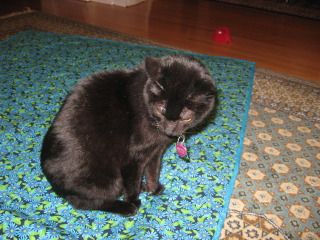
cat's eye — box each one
[154,101,166,116]
[186,92,215,105]
[159,105,166,114]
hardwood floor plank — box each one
[23,0,320,84]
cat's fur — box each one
[40,55,217,216]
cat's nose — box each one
[164,121,183,137]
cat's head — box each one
[143,55,217,137]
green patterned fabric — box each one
[0,30,254,239]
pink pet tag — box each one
[176,135,188,158]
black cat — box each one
[40,55,217,216]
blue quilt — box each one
[0,30,255,239]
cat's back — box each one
[58,69,146,139]
[75,70,135,108]
[41,69,146,187]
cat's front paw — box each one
[142,183,165,195]
[125,196,141,209]
[130,199,141,208]
[121,203,138,217]
[152,184,165,195]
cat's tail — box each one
[66,195,138,216]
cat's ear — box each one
[145,57,161,78]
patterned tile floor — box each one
[221,104,320,240]
[1,11,320,240]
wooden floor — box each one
[9,0,320,85]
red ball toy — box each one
[212,27,232,44]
